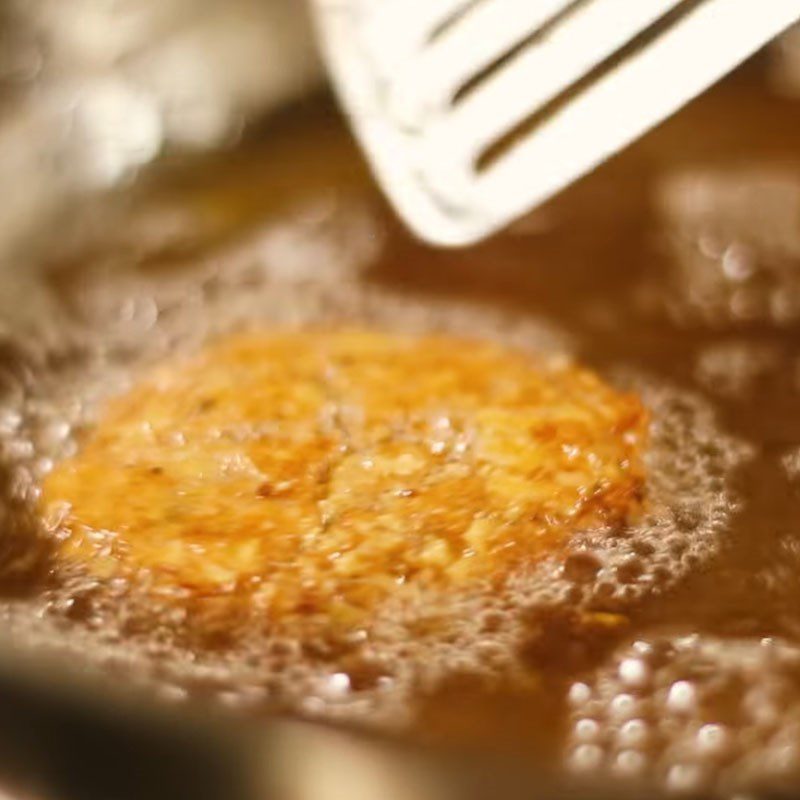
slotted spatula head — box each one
[313,0,800,246]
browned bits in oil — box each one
[40,330,647,627]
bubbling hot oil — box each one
[0,269,750,743]
[566,633,800,794]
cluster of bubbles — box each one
[694,340,785,400]
[565,633,800,796]
[0,229,751,729]
[654,167,800,327]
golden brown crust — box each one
[41,330,647,625]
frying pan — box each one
[1,57,800,800]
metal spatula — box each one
[313,0,800,246]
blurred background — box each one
[0,2,797,262]
[0,1,798,264]
[1,5,800,800]
[0,0,324,261]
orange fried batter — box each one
[41,331,647,623]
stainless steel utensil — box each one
[314,0,800,246]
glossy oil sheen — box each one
[1,62,800,796]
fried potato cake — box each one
[41,330,647,626]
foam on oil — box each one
[0,259,750,731]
